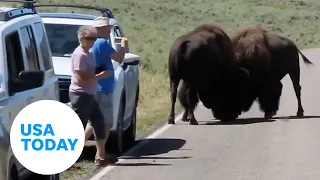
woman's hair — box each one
[77,25,97,42]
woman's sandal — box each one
[94,157,110,167]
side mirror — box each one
[121,53,140,70]
[8,70,45,95]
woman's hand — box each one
[96,70,112,79]
[75,71,97,84]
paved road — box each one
[97,48,320,180]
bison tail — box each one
[173,40,189,77]
[177,40,189,62]
[168,39,189,79]
[298,49,313,65]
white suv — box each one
[0,1,59,180]
[35,4,140,154]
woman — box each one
[69,25,111,166]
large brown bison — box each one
[167,24,250,125]
[229,25,313,118]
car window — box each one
[20,26,40,70]
[33,22,53,70]
[114,25,124,37]
[44,23,81,57]
[5,31,25,96]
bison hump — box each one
[234,33,271,66]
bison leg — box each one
[242,87,257,112]
[289,69,304,117]
[178,81,199,125]
[177,81,189,122]
[259,81,283,119]
[187,86,199,125]
[167,78,180,124]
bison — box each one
[229,25,313,118]
[167,24,250,125]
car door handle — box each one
[27,97,36,104]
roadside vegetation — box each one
[2,0,320,179]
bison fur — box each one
[167,24,250,125]
[229,25,313,118]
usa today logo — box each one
[10,100,85,175]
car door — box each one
[0,27,32,179]
[15,24,46,176]
[113,25,140,127]
[19,25,45,104]
[1,29,31,134]
[32,22,59,102]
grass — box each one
[2,0,320,179]
[136,69,173,133]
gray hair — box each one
[77,25,97,41]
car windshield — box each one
[44,23,81,57]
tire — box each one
[124,88,138,148]
[113,95,125,155]
[10,167,19,180]
[27,173,59,180]
[124,104,137,148]
[41,174,60,180]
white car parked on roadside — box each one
[35,4,140,154]
[0,1,59,179]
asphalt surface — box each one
[98,48,320,180]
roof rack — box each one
[33,4,114,18]
[0,0,37,21]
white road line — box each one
[89,112,184,180]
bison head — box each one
[210,67,251,121]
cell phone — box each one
[95,64,107,74]
[114,41,129,53]
[114,37,123,43]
